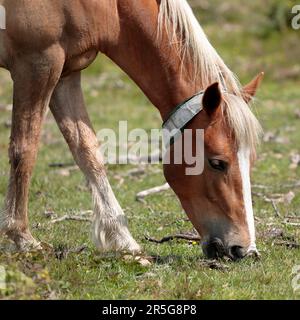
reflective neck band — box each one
[162,91,205,147]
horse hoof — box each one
[17,238,43,252]
[4,230,42,252]
[94,234,142,255]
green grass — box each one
[0,2,300,300]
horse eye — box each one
[208,159,228,172]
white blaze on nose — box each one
[237,147,257,253]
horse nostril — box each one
[229,246,245,260]
[202,238,226,259]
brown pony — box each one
[0,0,263,260]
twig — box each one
[136,183,170,200]
[49,162,76,168]
[282,221,300,227]
[68,244,88,254]
[286,216,300,220]
[253,181,300,191]
[281,181,300,189]
[252,184,270,190]
[252,191,295,205]
[271,200,281,217]
[273,240,300,249]
[118,151,162,164]
[51,214,92,224]
[55,244,88,260]
[126,168,146,177]
[145,233,201,244]
[252,191,272,202]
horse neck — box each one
[101,0,199,121]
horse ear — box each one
[202,82,222,116]
[243,72,264,103]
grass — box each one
[0,2,300,300]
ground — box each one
[0,1,299,299]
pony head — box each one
[163,73,263,260]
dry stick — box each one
[68,244,88,254]
[255,193,299,220]
[136,183,170,200]
[253,181,300,191]
[145,233,201,244]
[117,151,162,165]
[49,162,76,168]
[286,216,300,220]
[125,168,146,177]
[55,244,88,260]
[122,166,162,178]
[273,240,300,249]
[51,215,92,224]
[252,191,273,203]
[252,191,294,205]
[252,184,270,190]
[283,221,300,227]
[281,181,300,189]
[271,200,281,217]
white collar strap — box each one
[162,91,204,147]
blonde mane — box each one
[158,0,262,150]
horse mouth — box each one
[202,238,226,259]
[202,238,257,261]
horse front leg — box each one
[0,49,64,251]
[49,71,141,254]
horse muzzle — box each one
[202,237,256,261]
